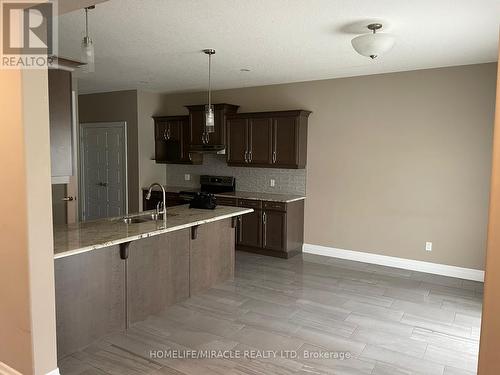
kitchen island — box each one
[53,205,252,358]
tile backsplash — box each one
[165,154,306,194]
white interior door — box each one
[80,122,127,221]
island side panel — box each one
[55,245,125,359]
[127,229,190,325]
[190,218,235,295]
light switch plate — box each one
[184,174,191,181]
[425,242,432,251]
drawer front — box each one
[238,199,262,209]
[263,201,287,212]
[216,197,238,206]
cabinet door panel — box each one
[164,120,182,162]
[237,210,262,248]
[49,69,73,177]
[227,118,248,164]
[249,118,273,165]
[273,117,298,167]
[189,110,205,146]
[263,210,286,252]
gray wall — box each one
[146,63,496,270]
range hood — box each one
[189,144,226,154]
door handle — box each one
[61,196,74,201]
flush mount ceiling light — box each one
[81,5,95,73]
[351,23,395,59]
[203,48,216,133]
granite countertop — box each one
[142,185,305,203]
[142,185,200,193]
[53,205,253,259]
[214,191,305,203]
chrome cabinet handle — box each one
[61,196,74,201]
[244,151,248,163]
[202,132,209,144]
[272,151,277,164]
[248,150,252,163]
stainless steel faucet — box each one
[146,183,166,219]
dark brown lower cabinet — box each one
[237,209,262,248]
[262,209,286,251]
[223,197,304,258]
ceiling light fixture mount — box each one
[351,22,395,59]
[203,48,216,134]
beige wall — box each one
[22,69,58,375]
[79,90,140,212]
[479,52,500,374]
[0,69,33,375]
[0,69,58,374]
[146,63,496,270]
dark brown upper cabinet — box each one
[186,103,239,151]
[49,69,73,178]
[153,115,201,164]
[226,110,311,169]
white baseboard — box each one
[47,369,60,375]
[303,243,485,282]
[0,362,22,375]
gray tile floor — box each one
[59,252,483,375]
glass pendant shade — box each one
[81,36,95,73]
[351,33,395,59]
[205,104,215,133]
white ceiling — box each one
[58,0,500,94]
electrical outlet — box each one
[270,179,276,187]
[184,174,191,181]
[425,242,432,252]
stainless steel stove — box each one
[179,175,235,200]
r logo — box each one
[1,0,56,55]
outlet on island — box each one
[270,179,276,187]
[184,174,191,181]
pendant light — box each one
[351,23,395,59]
[203,49,216,133]
[81,6,95,73]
